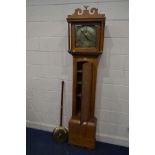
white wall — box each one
[26,0,129,147]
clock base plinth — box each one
[68,117,97,148]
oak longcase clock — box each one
[67,6,105,148]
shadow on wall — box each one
[95,25,120,130]
[95,25,129,139]
[96,24,113,99]
[98,25,113,77]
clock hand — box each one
[85,34,92,42]
[80,29,92,41]
[85,26,93,41]
[80,29,87,39]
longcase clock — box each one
[66,6,105,148]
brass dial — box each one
[75,25,97,48]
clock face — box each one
[75,24,97,48]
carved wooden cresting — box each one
[68,6,104,19]
[67,6,105,148]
